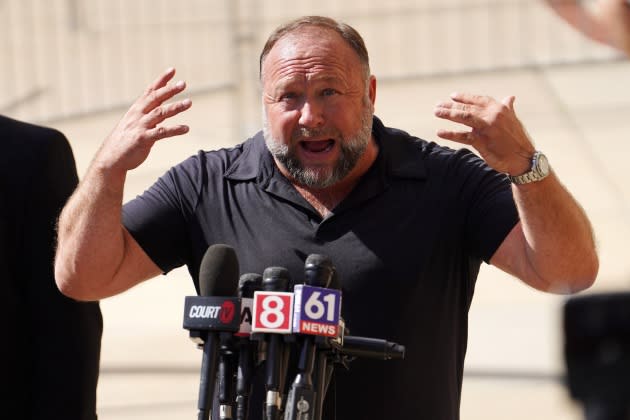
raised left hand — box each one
[434,93,535,176]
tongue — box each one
[303,140,333,153]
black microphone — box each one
[285,254,335,420]
[260,267,292,420]
[186,244,240,420]
[235,273,262,420]
[336,336,405,360]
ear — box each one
[368,75,377,106]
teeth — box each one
[302,139,333,153]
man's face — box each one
[261,27,376,189]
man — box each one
[55,16,598,420]
[545,0,630,57]
[1,115,102,419]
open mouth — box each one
[300,139,335,153]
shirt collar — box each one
[372,116,427,180]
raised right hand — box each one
[94,67,192,174]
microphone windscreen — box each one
[262,266,291,292]
[199,244,239,297]
[238,273,262,298]
[304,254,334,287]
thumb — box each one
[501,95,516,109]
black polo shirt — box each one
[123,116,519,420]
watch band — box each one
[507,151,550,185]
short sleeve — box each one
[452,149,519,262]
[122,154,203,273]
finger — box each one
[146,67,177,93]
[449,92,492,106]
[434,100,479,113]
[140,80,187,114]
[501,95,516,110]
[145,124,190,142]
[434,105,485,129]
[142,98,192,128]
[436,129,475,145]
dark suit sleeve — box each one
[24,127,103,420]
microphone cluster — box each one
[182,244,405,420]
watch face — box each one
[537,153,550,175]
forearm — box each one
[434,92,598,293]
[55,160,128,300]
[545,0,608,42]
[513,172,598,292]
[55,68,190,300]
[545,0,630,52]
[595,0,630,56]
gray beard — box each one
[263,104,373,189]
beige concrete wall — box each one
[3,1,630,418]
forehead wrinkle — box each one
[269,56,349,84]
[262,28,362,86]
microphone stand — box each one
[218,332,236,419]
[311,339,330,420]
[198,331,220,420]
[284,335,318,420]
[235,336,255,420]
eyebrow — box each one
[278,74,346,89]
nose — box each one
[298,98,324,128]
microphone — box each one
[182,244,240,420]
[252,267,294,420]
[285,254,339,420]
[335,336,405,360]
[235,273,262,420]
[216,273,263,420]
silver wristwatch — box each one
[508,151,550,185]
